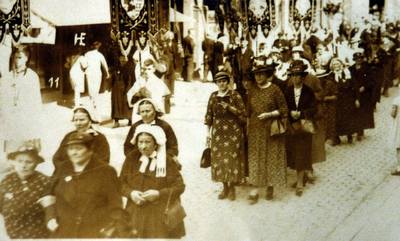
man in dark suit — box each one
[202,33,215,82]
[224,37,254,98]
[182,28,195,82]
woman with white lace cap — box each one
[120,124,185,238]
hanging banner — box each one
[0,0,31,43]
[248,0,276,38]
[289,0,317,32]
[110,0,149,57]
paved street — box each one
[1,80,400,240]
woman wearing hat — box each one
[0,140,52,238]
[247,64,288,202]
[120,124,186,238]
[52,106,110,166]
[124,98,178,160]
[205,71,246,200]
[285,61,318,196]
[46,132,123,238]
[326,58,359,145]
[349,51,375,140]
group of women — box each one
[205,37,385,202]
[0,99,185,239]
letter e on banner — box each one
[74,33,86,46]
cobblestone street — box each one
[1,81,400,240]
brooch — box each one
[65,176,72,182]
[5,193,13,199]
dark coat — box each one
[213,40,225,71]
[48,160,123,238]
[349,63,375,131]
[202,37,215,63]
[53,130,110,166]
[183,35,195,58]
[285,84,318,171]
[111,61,134,120]
[120,150,185,239]
[124,118,179,157]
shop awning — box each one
[31,0,111,26]
[170,8,196,22]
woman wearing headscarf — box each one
[0,140,52,239]
[285,61,318,197]
[46,132,123,238]
[326,58,359,145]
[52,106,110,166]
[205,71,246,200]
[247,64,288,202]
[123,98,178,159]
[120,124,185,238]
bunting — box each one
[289,0,317,32]
[0,0,31,44]
[248,0,276,38]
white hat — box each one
[131,124,167,177]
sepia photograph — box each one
[0,0,400,240]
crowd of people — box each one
[1,9,400,239]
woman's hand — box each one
[130,190,146,205]
[142,190,160,202]
[359,86,365,93]
[37,195,56,208]
[291,110,301,120]
[47,219,59,232]
[258,112,272,120]
[219,101,229,110]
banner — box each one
[0,0,31,43]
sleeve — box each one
[100,54,109,76]
[104,167,123,212]
[119,154,135,198]
[300,88,318,119]
[94,134,111,163]
[163,122,179,157]
[0,180,4,214]
[246,88,252,117]
[232,91,246,125]
[157,159,185,202]
[311,75,325,102]
[204,93,215,126]
[275,87,289,118]
[124,124,138,156]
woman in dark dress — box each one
[47,132,123,238]
[205,71,246,200]
[326,58,359,144]
[52,106,110,166]
[111,55,134,127]
[120,124,186,238]
[285,61,318,197]
[247,64,288,202]
[348,52,375,140]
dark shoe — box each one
[295,188,303,197]
[218,189,229,199]
[266,186,273,200]
[391,170,400,176]
[347,135,353,144]
[331,137,341,146]
[228,186,236,201]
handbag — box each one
[164,190,186,232]
[200,140,211,168]
[292,113,317,135]
[270,118,287,137]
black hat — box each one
[287,60,308,75]
[251,63,278,74]
[214,71,230,82]
[65,132,94,146]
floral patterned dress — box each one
[205,90,246,183]
[247,84,288,187]
[0,171,51,239]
